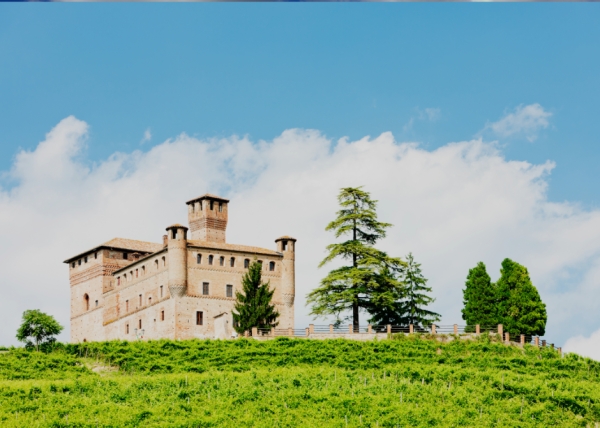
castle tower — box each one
[166,224,188,298]
[186,194,229,242]
[276,236,296,328]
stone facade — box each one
[65,194,296,343]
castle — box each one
[64,194,296,343]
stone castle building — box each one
[64,194,296,343]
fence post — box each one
[432,324,436,335]
[288,327,293,337]
[329,324,334,334]
[498,324,503,337]
[244,330,249,338]
[309,324,314,335]
[271,327,275,337]
[542,340,546,347]
[349,324,353,334]
[534,337,539,347]
[476,324,480,335]
[453,324,458,335]
[551,343,554,350]
[252,327,258,337]
[409,324,414,334]
[305,327,310,337]
[557,347,562,357]
[387,324,391,335]
[520,334,525,346]
[368,325,372,334]
[505,332,510,343]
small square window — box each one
[202,282,209,296]
[226,284,233,298]
[196,311,203,325]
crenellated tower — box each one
[186,194,229,242]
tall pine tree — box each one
[307,187,405,331]
[461,262,498,329]
[495,258,547,337]
[232,261,279,334]
[395,253,440,328]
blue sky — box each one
[2,5,600,354]
[1,5,599,205]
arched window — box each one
[155,260,159,270]
[197,254,202,264]
[219,256,224,266]
[162,256,166,267]
[117,276,121,286]
[142,266,145,275]
[269,261,275,272]
[208,255,214,265]
[230,257,235,267]
[148,296,152,305]
[244,259,250,268]
[84,294,90,311]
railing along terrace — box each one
[243,324,559,355]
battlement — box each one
[186,194,229,243]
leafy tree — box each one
[16,309,63,352]
[461,262,498,328]
[495,258,547,337]
[307,187,405,331]
[395,253,440,328]
[232,261,279,334]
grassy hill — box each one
[1,334,599,427]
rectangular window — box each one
[202,282,209,295]
[197,254,202,264]
[282,241,288,251]
[126,324,129,334]
[219,256,224,266]
[208,255,213,265]
[139,319,142,329]
[269,261,275,271]
[136,269,138,278]
[72,262,75,268]
[95,300,98,307]
[230,257,235,267]
[139,294,142,306]
[84,256,88,263]
[161,310,165,321]
[117,277,121,286]
[160,285,163,298]
[196,311,203,325]
[219,202,223,212]
[126,300,129,312]
[226,284,233,298]
[210,201,214,210]
[244,259,250,268]
[94,252,98,259]
[123,252,128,260]
[148,297,152,305]
[78,259,81,266]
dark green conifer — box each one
[396,253,440,328]
[495,258,547,337]
[461,262,498,328]
[232,261,279,334]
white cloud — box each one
[2,116,600,351]
[141,128,152,144]
[403,107,441,132]
[485,103,552,142]
[564,328,600,361]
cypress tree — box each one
[495,258,547,337]
[307,187,405,331]
[232,261,279,334]
[461,262,498,329]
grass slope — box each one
[1,335,599,427]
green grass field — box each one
[1,334,599,427]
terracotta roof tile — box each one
[63,238,163,263]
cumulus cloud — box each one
[484,103,552,142]
[564,328,600,361]
[2,116,600,350]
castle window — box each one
[161,310,165,321]
[269,261,275,272]
[172,229,177,239]
[197,254,202,264]
[208,255,214,265]
[84,256,88,263]
[126,300,129,312]
[139,294,142,306]
[148,297,152,305]
[142,266,145,275]
[244,259,250,268]
[117,277,121,286]
[199,201,203,210]
[139,319,142,329]
[219,256,224,266]
[196,311,203,325]
[95,300,98,307]
[160,285,163,297]
[130,271,134,280]
[282,241,288,251]
[202,282,209,295]
[155,260,159,270]
[72,262,75,268]
[258,260,263,266]
[94,252,98,259]
[210,200,214,210]
[124,273,127,282]
[84,294,89,311]
[78,259,81,266]
[123,252,128,260]
[126,324,129,334]
[162,256,166,267]
[218,202,223,212]
[136,269,138,278]
[230,257,235,267]
[226,284,233,298]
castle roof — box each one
[187,240,281,257]
[63,238,163,263]
[275,235,297,241]
[186,193,230,205]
